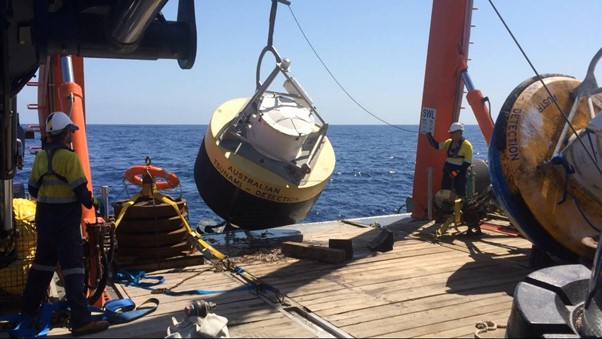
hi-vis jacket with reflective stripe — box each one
[28,147,88,204]
[438,138,473,166]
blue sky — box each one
[16,0,602,125]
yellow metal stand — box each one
[435,198,463,238]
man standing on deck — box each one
[426,122,473,198]
[21,111,109,336]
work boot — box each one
[71,320,110,336]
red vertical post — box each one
[411,0,474,219]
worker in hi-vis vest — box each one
[22,111,108,336]
[426,122,473,198]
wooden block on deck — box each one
[329,239,353,260]
[281,241,346,264]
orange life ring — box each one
[124,165,180,190]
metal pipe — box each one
[552,99,580,156]
[109,0,168,48]
[61,55,74,83]
[42,0,196,69]
[461,70,475,92]
[427,167,433,220]
[1,180,12,232]
[101,186,110,221]
[0,50,16,180]
[0,94,17,235]
[234,64,283,129]
[588,96,596,119]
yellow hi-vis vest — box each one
[439,138,473,166]
[28,146,88,204]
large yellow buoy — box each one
[490,73,602,260]
[194,93,335,230]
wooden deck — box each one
[46,216,534,338]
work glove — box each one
[426,133,439,149]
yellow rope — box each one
[113,192,142,230]
[156,193,229,261]
[157,193,267,288]
[113,187,265,289]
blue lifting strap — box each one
[90,298,160,324]
[0,297,158,337]
[163,285,255,296]
[162,265,277,295]
[1,300,69,338]
[113,269,165,290]
[114,269,267,296]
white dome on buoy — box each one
[248,95,315,162]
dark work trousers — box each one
[21,202,91,329]
[442,162,467,198]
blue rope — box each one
[113,270,165,290]
[585,129,598,164]
[550,153,600,232]
[572,194,601,233]
[550,153,575,204]
[114,269,262,296]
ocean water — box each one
[13,125,488,226]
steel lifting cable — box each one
[286,3,416,134]
[255,0,287,89]
[488,0,602,176]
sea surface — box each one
[13,125,488,226]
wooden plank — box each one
[303,272,522,326]
[340,295,512,337]
[288,265,522,301]
[243,246,473,280]
[281,241,346,264]
[388,309,511,338]
[418,313,510,338]
[352,272,523,296]
[229,315,316,338]
[114,253,205,272]
[253,252,530,297]
[320,283,517,323]
[258,258,508,301]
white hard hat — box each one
[448,122,464,133]
[46,112,79,135]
